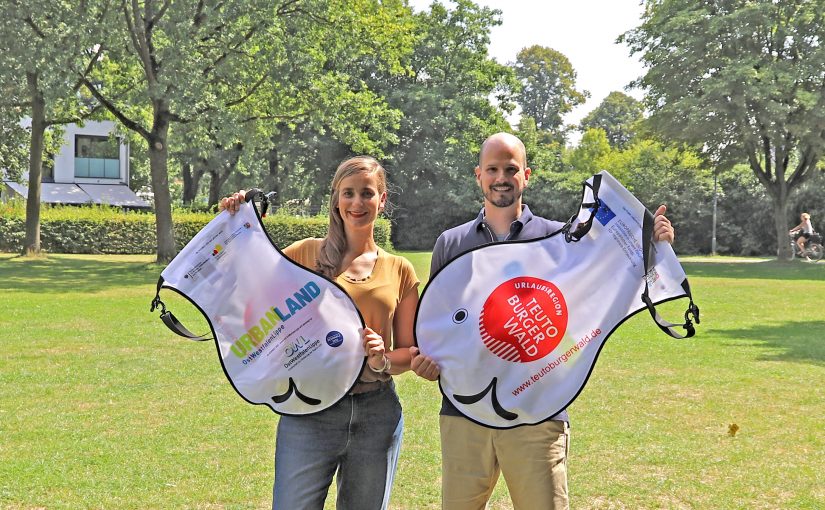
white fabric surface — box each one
[160,201,364,415]
[416,171,692,428]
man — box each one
[410,132,675,510]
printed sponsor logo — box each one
[283,335,322,370]
[230,281,322,360]
[479,277,569,363]
[183,257,217,281]
[285,336,311,356]
[326,331,344,348]
[593,201,616,226]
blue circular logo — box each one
[326,331,344,348]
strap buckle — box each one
[150,295,166,314]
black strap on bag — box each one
[562,175,698,339]
[562,174,603,242]
[150,276,212,341]
[640,211,700,339]
[150,188,276,341]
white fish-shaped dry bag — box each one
[151,191,365,415]
[415,171,700,428]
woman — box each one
[790,212,814,259]
[220,156,418,510]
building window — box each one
[75,135,120,179]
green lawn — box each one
[0,253,823,509]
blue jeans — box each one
[272,381,403,510]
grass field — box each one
[0,252,823,509]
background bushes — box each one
[0,202,392,255]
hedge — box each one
[0,202,392,254]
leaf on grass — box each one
[728,423,740,437]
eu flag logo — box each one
[593,202,616,226]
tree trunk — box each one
[206,165,232,207]
[182,161,207,206]
[774,197,792,260]
[750,150,795,260]
[206,143,243,207]
[149,118,176,263]
[181,163,195,205]
[23,72,46,256]
[207,168,222,207]
[266,146,281,209]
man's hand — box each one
[219,190,247,215]
[653,204,675,244]
[410,346,440,381]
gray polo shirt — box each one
[429,204,570,423]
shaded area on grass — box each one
[682,260,824,281]
[716,320,825,366]
[0,254,160,293]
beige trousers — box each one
[440,415,569,510]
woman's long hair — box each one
[316,156,387,279]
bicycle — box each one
[790,232,824,261]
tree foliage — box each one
[80,0,294,261]
[579,91,643,149]
[0,0,106,254]
[513,45,588,139]
[524,128,716,253]
[374,0,516,248]
[0,119,28,182]
[623,0,825,258]
[171,0,414,210]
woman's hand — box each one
[219,190,247,215]
[653,205,675,244]
[362,327,388,372]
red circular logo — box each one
[480,277,568,362]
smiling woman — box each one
[219,156,421,510]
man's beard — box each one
[484,185,521,208]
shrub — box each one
[0,202,391,254]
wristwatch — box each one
[369,355,391,373]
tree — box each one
[623,0,825,259]
[82,0,295,262]
[0,111,28,183]
[605,139,714,253]
[579,91,643,149]
[516,115,563,174]
[0,1,105,255]
[245,0,412,211]
[560,132,715,253]
[513,45,587,139]
[565,128,612,178]
[173,0,412,211]
[376,0,516,248]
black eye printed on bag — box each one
[414,171,699,429]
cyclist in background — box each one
[790,212,815,260]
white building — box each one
[2,120,150,209]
